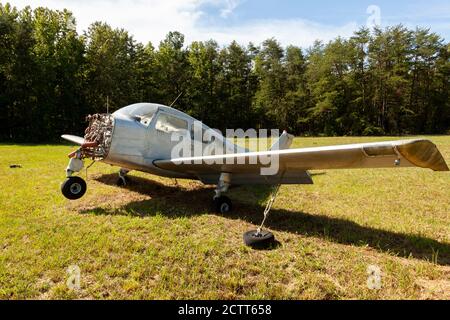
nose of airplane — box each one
[103,112,151,163]
[82,113,114,159]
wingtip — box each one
[396,139,449,172]
[436,162,450,172]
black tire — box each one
[243,230,276,249]
[213,196,232,214]
[61,176,87,200]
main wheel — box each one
[243,230,276,249]
[213,196,232,214]
[61,176,87,200]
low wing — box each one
[154,139,449,178]
[61,134,85,145]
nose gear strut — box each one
[62,148,87,200]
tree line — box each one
[0,3,449,142]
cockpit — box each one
[114,103,158,126]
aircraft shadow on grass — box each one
[83,173,450,266]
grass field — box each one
[0,136,449,300]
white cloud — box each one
[5,0,359,47]
[219,0,240,18]
[203,19,359,47]
[6,0,204,45]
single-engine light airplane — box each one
[61,103,449,248]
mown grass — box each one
[0,136,449,300]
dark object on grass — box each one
[243,230,276,249]
[9,164,22,169]
[117,175,131,187]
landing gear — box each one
[62,150,88,200]
[213,196,232,214]
[117,168,130,187]
[212,173,232,213]
[61,176,87,200]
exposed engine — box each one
[82,114,114,160]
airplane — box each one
[61,103,449,248]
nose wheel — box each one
[61,176,87,200]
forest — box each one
[0,3,449,142]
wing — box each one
[154,139,449,180]
[61,134,85,145]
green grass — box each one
[0,136,449,300]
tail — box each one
[270,130,294,151]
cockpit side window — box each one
[155,113,188,133]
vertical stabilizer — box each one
[270,130,294,151]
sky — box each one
[4,0,450,47]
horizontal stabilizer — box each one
[61,134,85,145]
